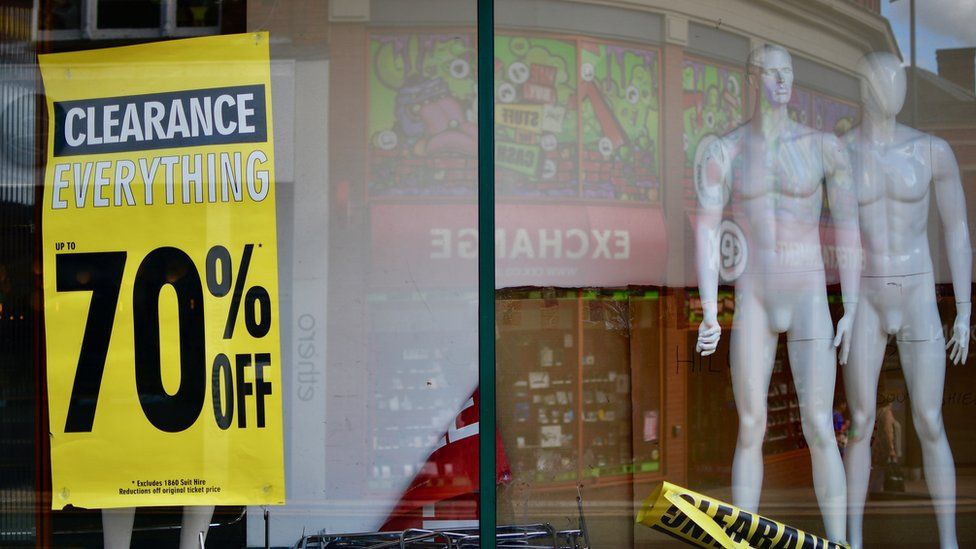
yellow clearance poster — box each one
[39,33,284,509]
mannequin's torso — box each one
[848,125,938,278]
[721,121,830,275]
[710,120,843,339]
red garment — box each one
[381,390,511,531]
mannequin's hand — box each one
[696,317,721,356]
[947,307,971,365]
[833,311,855,365]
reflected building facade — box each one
[319,1,891,547]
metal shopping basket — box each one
[293,523,588,549]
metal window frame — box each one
[36,0,220,42]
[477,0,496,547]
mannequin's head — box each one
[856,52,906,118]
[747,44,793,107]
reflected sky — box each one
[883,0,975,71]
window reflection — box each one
[176,0,218,27]
[40,0,82,30]
[368,33,478,197]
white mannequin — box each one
[694,44,861,542]
[102,506,214,548]
[843,51,971,549]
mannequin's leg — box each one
[179,506,215,549]
[102,507,136,549]
[843,304,886,549]
[899,338,957,549]
[729,294,777,512]
[788,338,846,541]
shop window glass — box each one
[97,0,161,29]
[495,1,976,548]
[298,1,483,544]
[1,0,975,547]
[39,0,82,30]
[176,0,218,28]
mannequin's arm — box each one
[694,138,731,355]
[932,136,972,364]
[824,134,861,363]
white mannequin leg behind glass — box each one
[728,276,846,541]
[843,299,886,549]
[728,292,777,512]
[179,505,216,548]
[101,507,135,549]
[788,337,846,539]
[102,506,215,548]
[900,336,957,549]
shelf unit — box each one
[498,292,580,484]
[496,289,664,489]
[580,296,635,479]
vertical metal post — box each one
[163,0,178,36]
[82,0,97,40]
[477,0,496,547]
[910,0,917,127]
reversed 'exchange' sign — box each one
[40,33,284,509]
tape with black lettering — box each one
[636,482,849,549]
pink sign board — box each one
[370,202,668,288]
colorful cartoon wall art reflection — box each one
[579,41,661,201]
[368,32,663,202]
[369,33,479,197]
[682,59,743,169]
[494,35,579,198]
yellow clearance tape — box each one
[636,482,849,549]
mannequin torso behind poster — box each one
[695,44,860,543]
[843,51,971,549]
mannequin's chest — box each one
[854,143,930,205]
[737,138,823,199]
